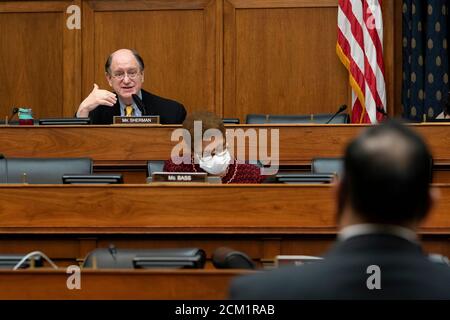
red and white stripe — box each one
[337,0,386,123]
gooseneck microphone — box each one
[132,94,148,115]
[326,104,348,124]
[108,244,117,261]
[7,107,19,124]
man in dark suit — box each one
[76,48,186,124]
[230,121,450,299]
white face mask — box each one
[195,149,231,175]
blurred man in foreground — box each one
[230,121,450,299]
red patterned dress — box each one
[163,159,265,184]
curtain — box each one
[402,0,449,121]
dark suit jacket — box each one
[87,89,186,124]
[230,234,450,300]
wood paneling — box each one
[64,0,83,117]
[82,0,219,114]
[0,185,448,264]
[1,124,450,164]
[0,269,250,299]
[0,184,448,233]
[0,10,64,118]
[382,0,395,117]
[224,0,349,121]
[0,234,336,263]
[0,1,81,118]
[223,0,397,122]
[0,185,335,231]
[394,0,403,117]
[0,0,402,119]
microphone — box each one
[7,107,19,124]
[326,104,348,124]
[108,244,117,261]
[132,94,148,115]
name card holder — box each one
[113,116,160,125]
[151,172,208,183]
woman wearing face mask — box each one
[163,111,265,184]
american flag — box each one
[337,0,386,123]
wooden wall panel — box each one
[82,0,219,115]
[0,269,246,300]
[223,0,397,122]
[394,0,403,117]
[224,0,349,121]
[0,1,81,119]
[381,0,396,118]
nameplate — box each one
[275,255,324,267]
[113,116,160,125]
[151,172,207,183]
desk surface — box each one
[0,184,448,234]
[0,269,251,299]
[1,124,450,164]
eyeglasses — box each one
[111,70,141,81]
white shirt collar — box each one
[338,224,418,243]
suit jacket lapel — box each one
[141,90,153,116]
[112,99,121,116]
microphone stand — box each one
[326,105,348,124]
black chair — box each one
[212,247,255,269]
[312,157,344,176]
[147,160,165,179]
[0,157,93,184]
[83,247,206,269]
[245,113,349,124]
[0,254,43,269]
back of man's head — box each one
[340,120,433,225]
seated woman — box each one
[164,111,264,183]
